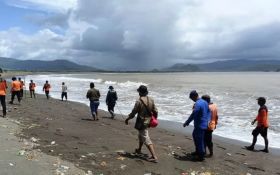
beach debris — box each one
[226,153,232,156]
[246,173,252,175]
[144,173,152,175]
[86,170,93,175]
[30,137,39,143]
[55,165,70,175]
[9,163,14,166]
[181,173,188,175]
[0,125,8,128]
[115,150,126,154]
[120,164,127,170]
[51,141,56,145]
[116,156,125,161]
[49,150,54,153]
[177,146,182,149]
[171,151,175,155]
[100,161,107,167]
[87,153,96,157]
[81,155,86,158]
[18,150,26,156]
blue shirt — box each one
[185,98,210,130]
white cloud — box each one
[7,0,77,13]
[2,0,280,70]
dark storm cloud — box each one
[71,0,189,70]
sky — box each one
[1,0,280,70]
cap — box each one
[189,90,198,98]
[109,86,114,89]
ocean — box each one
[24,72,280,148]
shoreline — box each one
[5,92,280,174]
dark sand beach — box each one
[2,89,279,175]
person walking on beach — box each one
[29,80,36,98]
[201,95,218,157]
[183,90,210,161]
[9,77,21,104]
[0,77,7,117]
[125,85,158,163]
[245,97,269,153]
[106,86,118,119]
[43,81,51,99]
[86,82,101,120]
[61,82,68,101]
[18,77,25,99]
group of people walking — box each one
[0,76,70,117]
[0,74,270,164]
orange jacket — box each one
[29,83,36,90]
[11,81,21,91]
[208,103,218,130]
[256,106,269,128]
[0,81,7,95]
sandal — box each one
[134,149,142,154]
[146,157,158,163]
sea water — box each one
[24,72,280,148]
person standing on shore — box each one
[18,77,25,99]
[201,95,218,157]
[0,77,7,117]
[43,81,51,99]
[106,86,118,119]
[86,82,101,121]
[61,82,68,101]
[183,90,210,161]
[29,80,36,98]
[9,77,21,104]
[246,97,269,153]
[125,85,158,163]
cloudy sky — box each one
[0,0,280,70]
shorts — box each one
[252,127,268,137]
[138,129,152,145]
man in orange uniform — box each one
[18,77,25,99]
[202,95,218,157]
[29,80,36,98]
[43,80,51,99]
[0,77,7,117]
[9,77,21,104]
[246,97,269,153]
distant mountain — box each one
[161,63,200,72]
[162,59,280,72]
[0,57,100,72]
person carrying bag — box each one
[125,85,158,163]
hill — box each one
[162,59,280,72]
[0,57,100,72]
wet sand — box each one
[3,90,279,175]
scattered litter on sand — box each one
[120,164,127,170]
[30,137,39,143]
[226,153,232,156]
[116,156,125,161]
[100,161,107,167]
[18,150,26,156]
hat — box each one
[189,90,198,98]
[109,86,114,89]
[137,85,148,96]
